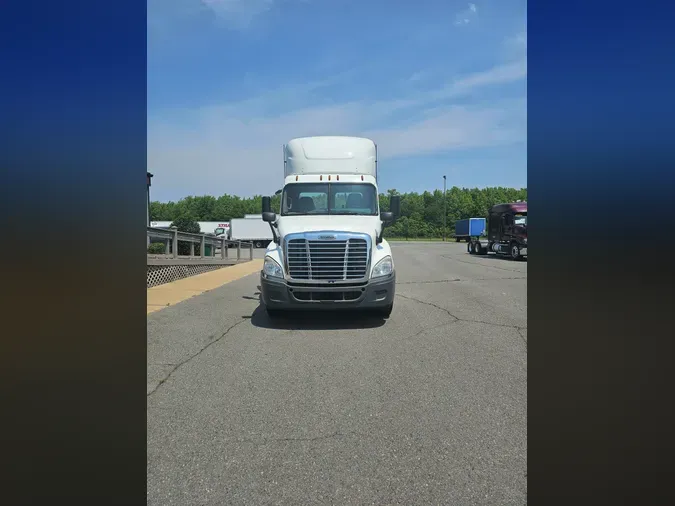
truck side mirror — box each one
[380,211,394,223]
[390,195,401,218]
[262,212,276,222]
[262,196,271,213]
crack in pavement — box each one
[398,278,462,285]
[408,320,459,340]
[147,319,247,397]
[397,276,526,285]
[396,293,526,335]
[517,328,528,349]
[396,293,460,322]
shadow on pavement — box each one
[446,253,527,264]
[478,254,527,263]
[248,304,387,330]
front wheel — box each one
[509,242,521,260]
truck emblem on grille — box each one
[318,235,336,240]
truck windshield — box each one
[281,183,379,216]
[514,213,527,226]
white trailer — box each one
[150,221,230,237]
[230,218,273,248]
[199,222,230,237]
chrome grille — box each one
[286,238,369,280]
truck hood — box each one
[276,215,382,243]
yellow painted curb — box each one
[147,260,263,314]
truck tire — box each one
[509,242,521,260]
[468,242,474,254]
[474,242,483,255]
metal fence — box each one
[147,227,254,287]
[147,227,253,262]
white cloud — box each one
[148,57,527,198]
[502,28,527,61]
[517,32,527,47]
[447,59,526,94]
[148,0,302,33]
[408,71,426,82]
[201,0,274,27]
[364,101,525,159]
[455,3,478,26]
[505,29,527,49]
[199,0,311,29]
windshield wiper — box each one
[332,211,365,215]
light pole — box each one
[147,172,154,246]
[443,175,447,241]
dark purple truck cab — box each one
[468,202,527,260]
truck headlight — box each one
[371,256,393,278]
[263,256,283,278]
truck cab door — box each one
[488,214,499,241]
[501,214,513,238]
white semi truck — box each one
[259,136,401,319]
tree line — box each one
[150,186,527,238]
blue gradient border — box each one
[528,1,674,504]
[1,1,147,504]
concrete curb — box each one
[147,259,263,314]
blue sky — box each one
[148,0,527,201]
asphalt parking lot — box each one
[147,241,527,505]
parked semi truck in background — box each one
[150,221,230,238]
[454,218,486,242]
[229,217,274,248]
[259,136,401,319]
[467,202,527,260]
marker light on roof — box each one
[295,175,298,181]
[320,175,322,180]
[328,175,331,181]
[336,175,339,180]
[361,175,364,181]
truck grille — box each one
[286,238,369,280]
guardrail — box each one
[147,227,253,262]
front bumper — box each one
[260,272,396,311]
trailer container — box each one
[230,218,274,248]
[455,218,486,242]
